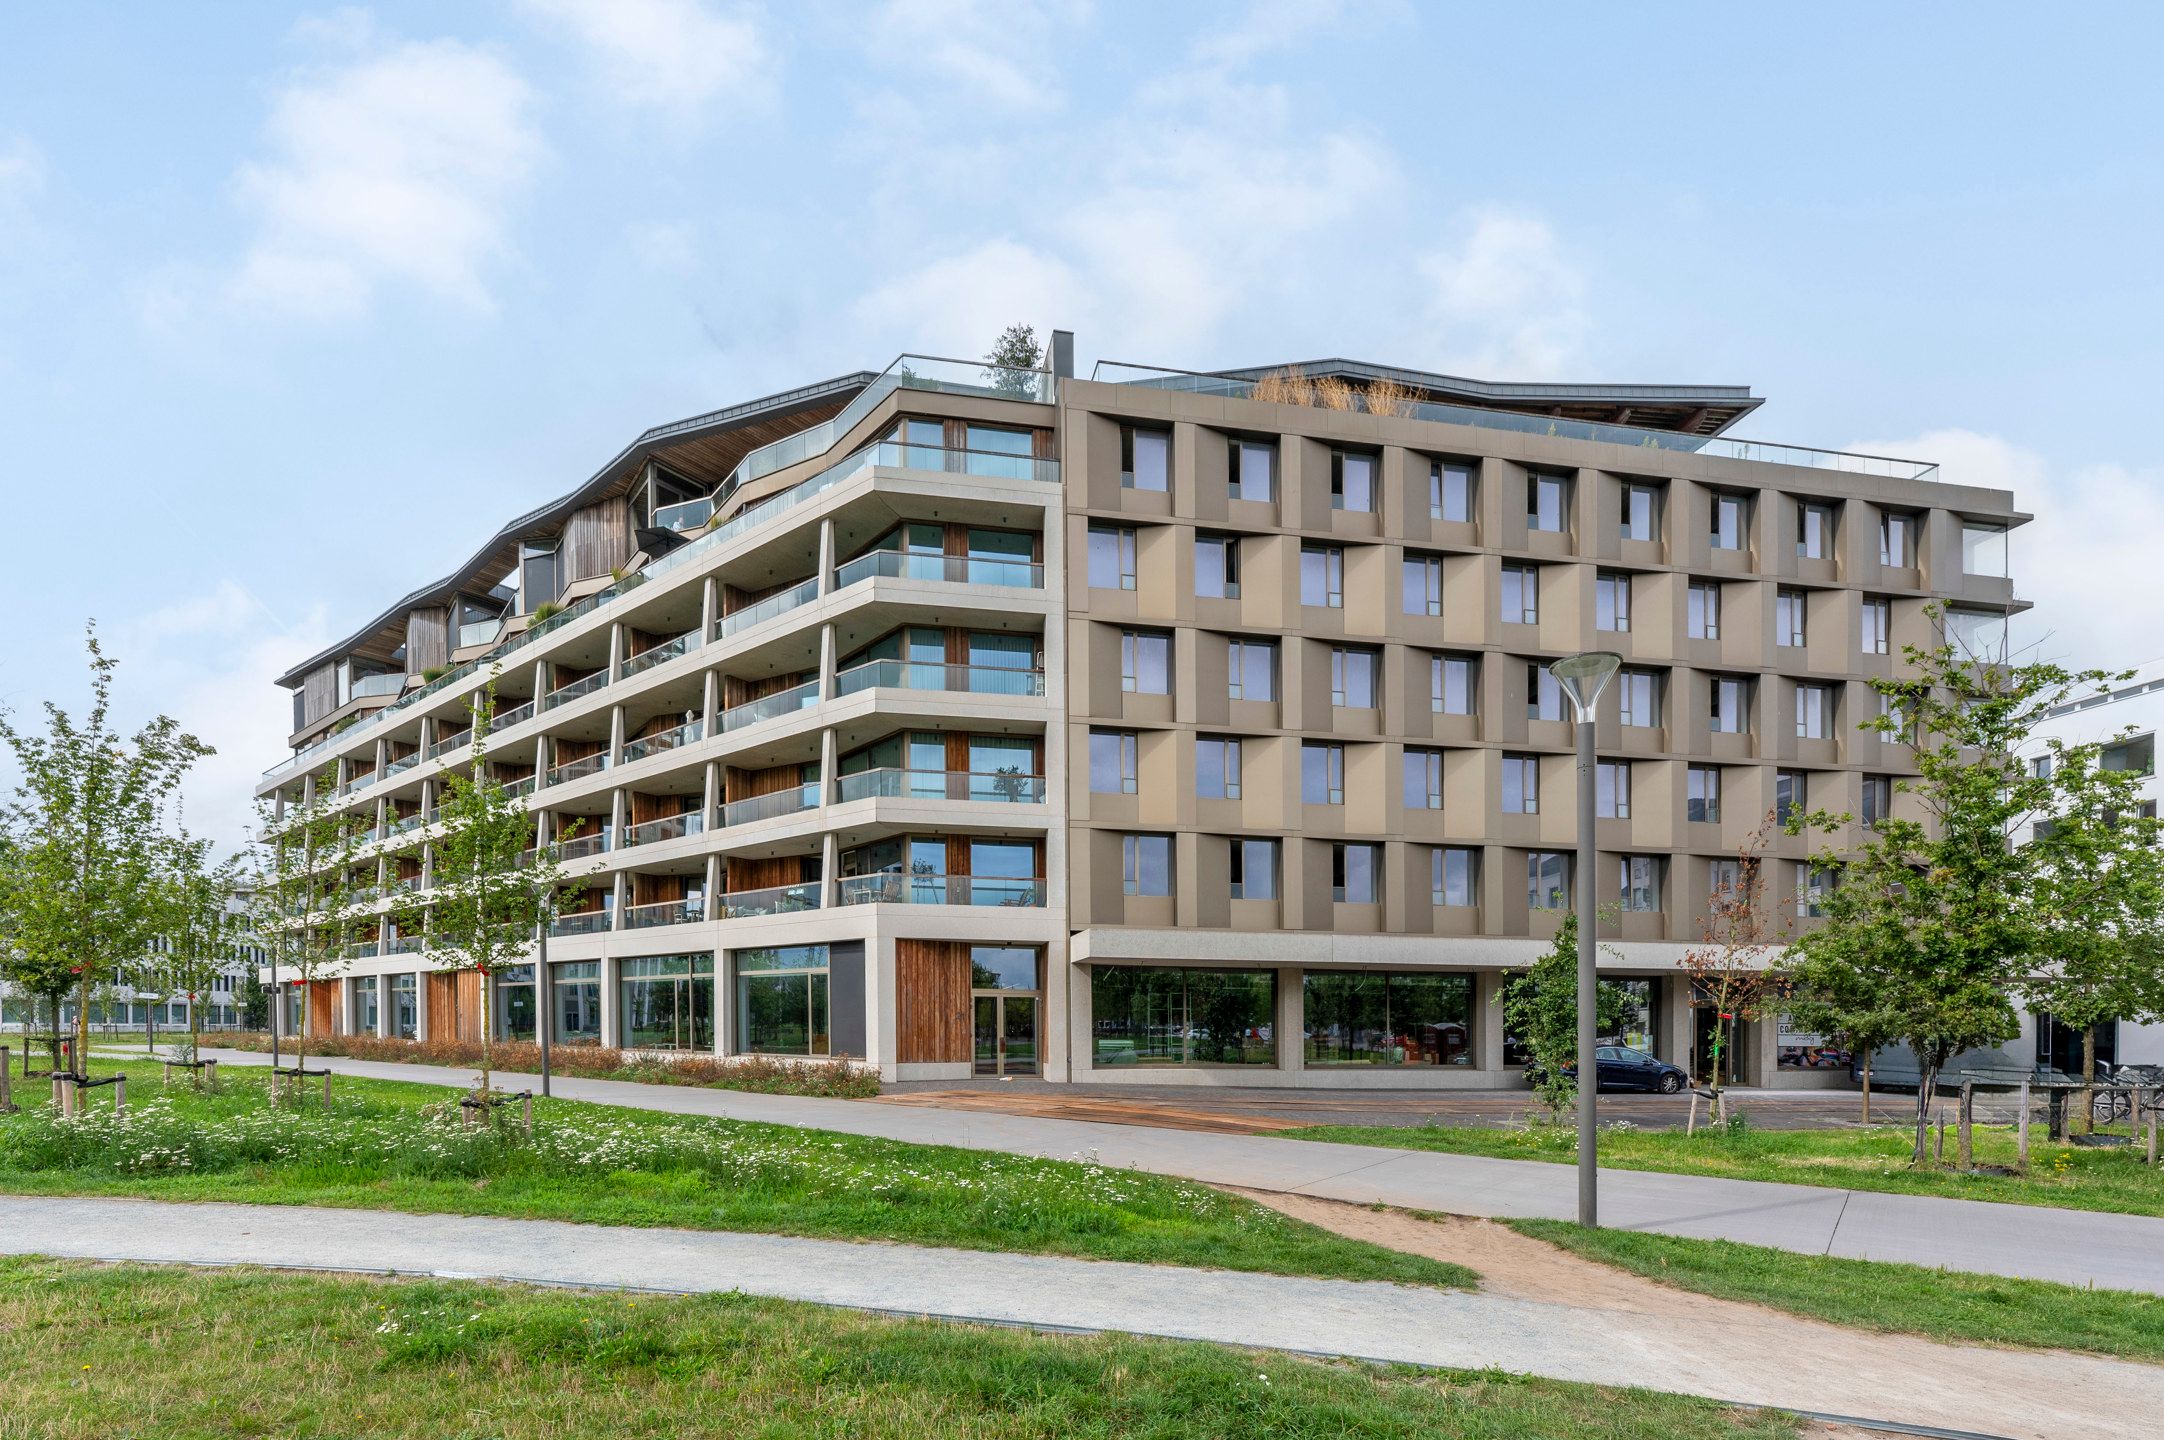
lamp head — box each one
[1549,651,1623,720]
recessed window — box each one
[1710,676,1752,734]
[1711,493,1748,551]
[1122,426,1170,492]
[1527,851,1569,910]
[1433,847,1478,907]
[1332,843,1380,903]
[1501,564,1539,625]
[1195,533,1241,599]
[1776,588,1807,647]
[1302,742,1346,806]
[1089,729,1138,794]
[1403,553,1444,617]
[1776,769,1805,826]
[1688,581,1721,640]
[1618,855,1663,912]
[1795,861,1834,919]
[1795,684,1832,739]
[1230,439,1276,503]
[1687,765,1721,823]
[1120,629,1170,694]
[1596,572,1632,633]
[1196,736,1243,799]
[1596,761,1631,819]
[1527,663,1565,722]
[1528,473,1570,533]
[1797,502,1834,560]
[1621,483,1661,542]
[1122,834,1173,896]
[1430,460,1474,522]
[1332,646,1379,708]
[1300,545,1344,608]
[1502,754,1540,814]
[1618,668,1662,728]
[1088,524,1137,591]
[1709,858,1742,898]
[1879,511,1913,568]
[1227,638,1278,702]
[1961,522,2008,577]
[1431,654,1477,715]
[2102,734,2155,775]
[1229,837,1279,900]
[1860,597,1891,655]
[1945,608,2007,659]
[1404,748,1443,811]
[1861,774,1892,828]
[1332,451,1377,512]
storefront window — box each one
[553,961,602,1045]
[736,946,830,1056]
[492,964,537,1043]
[389,975,417,1039]
[1602,978,1657,1052]
[1304,972,1473,1066]
[619,953,714,1052]
[1777,1013,1852,1070]
[349,976,379,1035]
[1091,967,1275,1067]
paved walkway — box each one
[6,1193,2156,1440]
[149,1048,2164,1295]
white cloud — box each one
[0,133,44,197]
[861,0,1080,111]
[1846,428,2164,673]
[517,0,767,114]
[855,238,1081,357]
[226,34,540,320]
[1414,209,1587,377]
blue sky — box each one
[3,0,2161,846]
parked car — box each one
[1526,1045,1688,1094]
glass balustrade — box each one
[457,618,504,649]
[714,577,819,640]
[832,551,1044,590]
[622,897,705,929]
[716,882,821,918]
[542,671,608,711]
[544,754,610,787]
[834,661,1046,699]
[834,768,1046,803]
[835,873,1046,907]
[623,812,705,847]
[620,719,702,765]
[722,783,820,827]
[618,632,696,679]
[720,680,819,732]
[550,909,612,936]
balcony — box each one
[426,727,472,760]
[350,673,407,701]
[543,670,608,712]
[722,784,819,828]
[836,873,1045,907]
[618,632,697,680]
[386,933,424,955]
[545,753,610,787]
[491,698,537,732]
[834,768,1046,804]
[720,680,819,733]
[620,719,702,766]
[550,909,612,937]
[716,881,821,918]
[457,618,505,650]
[715,577,818,642]
[621,897,704,930]
[341,941,380,960]
[834,660,1046,699]
[554,834,608,861]
[833,551,1044,591]
[623,812,705,848]
[382,752,421,781]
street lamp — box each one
[1550,650,1622,1229]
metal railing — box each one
[620,718,702,765]
[833,551,1044,590]
[621,897,705,930]
[720,679,820,732]
[834,768,1046,804]
[623,812,705,848]
[715,576,819,641]
[618,631,697,679]
[836,873,1045,907]
[716,882,821,918]
[834,660,1046,699]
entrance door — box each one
[973,993,1039,1075]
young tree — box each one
[0,626,210,1073]
[2021,734,2164,1131]
[247,773,358,1082]
[1678,821,1787,1104]
[1784,612,2112,1163]
[152,829,245,1071]
[1500,910,1632,1120]
[983,323,1043,396]
[236,964,270,1032]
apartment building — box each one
[256,339,2027,1089]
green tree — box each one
[151,829,245,1071]
[1500,910,1631,1120]
[248,773,359,1081]
[0,626,210,1073]
[1784,611,2112,1163]
[1677,821,1787,1103]
[2020,732,2164,1130]
[236,964,270,1032]
[983,323,1043,397]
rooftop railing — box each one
[1090,361,1939,481]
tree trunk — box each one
[1912,1064,1938,1164]
[480,970,494,1098]
[1860,1054,1873,1125]
[2078,1025,2097,1137]
[73,967,92,1078]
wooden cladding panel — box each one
[405,607,450,675]
[563,497,632,583]
[896,939,972,1065]
[725,764,801,804]
[425,971,482,1044]
[301,664,337,729]
[723,672,804,709]
[307,980,338,1038]
[728,855,812,891]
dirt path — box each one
[1234,1188,2164,1440]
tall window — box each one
[1618,856,1663,912]
[1501,564,1539,624]
[1433,847,1478,907]
[1795,683,1832,739]
[1946,608,2007,659]
[1710,493,1747,550]
[1709,858,1742,898]
[1229,838,1279,900]
[1527,851,1569,910]
[1120,629,1170,694]
[1195,534,1240,599]
[1861,774,1892,828]
[1527,663,1566,721]
[1332,646,1379,708]
[1432,654,1476,714]
[1617,668,1662,728]
[1088,524,1137,590]
[1302,742,1346,805]
[1122,834,1173,896]
[620,954,718,1053]
[1300,545,1344,608]
[1596,761,1631,819]
[1305,971,1476,1067]
[1404,748,1443,810]
[1621,483,1660,542]
[1502,754,1540,814]
[1230,439,1276,502]
[1333,843,1381,903]
[1688,581,1721,640]
[1403,553,1444,616]
[1795,861,1833,919]
[1962,522,2008,577]
[1332,451,1377,512]
[1879,510,1912,567]
[1089,729,1138,794]
[1528,473,1569,532]
[1775,769,1805,826]
[1711,675,1751,734]
[1430,460,1474,522]
[1797,502,1833,559]
[1227,638,1278,701]
[1595,571,1632,632]
[1092,966,1275,1067]
[1687,765,1721,822]
[1860,596,1891,655]
[732,949,818,1056]
[1196,736,1243,799]
[1775,588,1807,647]
[1122,426,1170,491]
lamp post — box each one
[1550,650,1622,1229]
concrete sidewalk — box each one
[163,1047,2164,1296]
[5,1193,2156,1439]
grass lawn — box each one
[1506,1220,2164,1363]
[0,1259,1802,1440]
[0,1066,1466,1289]
[1283,1115,2164,1218]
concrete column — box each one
[606,622,625,680]
[608,703,626,764]
[817,517,836,595]
[413,970,430,1043]
[819,727,838,809]
[700,576,718,641]
[703,854,721,919]
[819,623,838,700]
[1277,966,1303,1077]
[820,831,840,909]
[1477,969,1510,1077]
[702,669,719,734]
[702,760,720,830]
